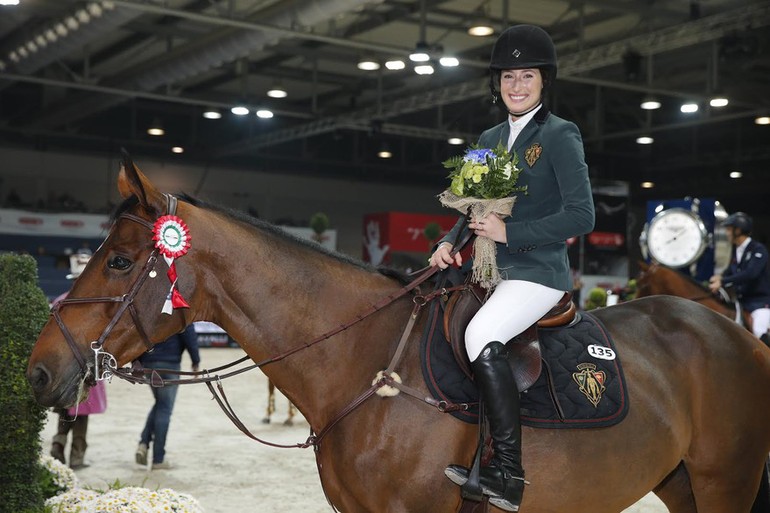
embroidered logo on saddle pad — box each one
[572,362,606,407]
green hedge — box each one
[0,254,51,513]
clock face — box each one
[646,208,708,268]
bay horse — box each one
[636,261,751,329]
[27,156,770,512]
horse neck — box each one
[648,269,736,318]
[189,212,410,426]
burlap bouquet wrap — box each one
[438,190,516,289]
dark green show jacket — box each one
[441,106,595,291]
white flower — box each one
[44,483,205,512]
[39,454,79,492]
[502,162,513,180]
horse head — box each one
[27,153,196,408]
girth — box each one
[443,284,577,391]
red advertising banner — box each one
[363,211,460,265]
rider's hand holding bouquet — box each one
[438,143,527,288]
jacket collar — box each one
[490,104,551,148]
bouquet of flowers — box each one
[438,143,527,288]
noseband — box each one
[51,195,177,382]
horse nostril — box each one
[29,364,51,393]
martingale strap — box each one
[114,222,476,451]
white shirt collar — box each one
[507,104,541,150]
[736,237,752,263]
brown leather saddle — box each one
[443,283,577,391]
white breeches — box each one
[465,280,565,362]
[751,308,770,339]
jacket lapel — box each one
[514,106,549,151]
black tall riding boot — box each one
[444,341,525,512]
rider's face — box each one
[499,68,543,118]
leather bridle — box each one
[51,195,177,382]
[51,199,476,454]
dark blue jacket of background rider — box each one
[722,238,770,312]
[139,324,201,367]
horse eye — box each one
[107,256,132,271]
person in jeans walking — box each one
[135,324,200,470]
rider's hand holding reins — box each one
[708,274,722,294]
[430,242,462,269]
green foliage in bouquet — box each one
[442,143,527,200]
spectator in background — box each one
[50,251,107,469]
[135,324,200,470]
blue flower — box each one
[463,148,496,164]
[442,143,526,200]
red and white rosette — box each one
[153,215,192,315]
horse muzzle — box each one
[27,360,83,408]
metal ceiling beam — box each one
[109,0,413,57]
[0,71,315,119]
[212,78,486,156]
[559,2,770,76]
[218,1,770,154]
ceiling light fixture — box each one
[468,19,494,37]
[640,96,661,110]
[409,41,430,62]
[641,181,655,189]
[709,96,728,108]
[729,171,742,178]
[414,63,434,75]
[147,118,164,136]
[266,83,287,98]
[202,108,222,119]
[256,109,274,119]
[357,57,380,71]
[385,59,405,70]
[680,102,699,113]
[231,105,249,116]
[0,0,20,5]
[439,56,459,67]
[171,146,184,154]
[755,116,770,125]
[447,137,465,145]
[636,136,654,145]
[377,143,392,159]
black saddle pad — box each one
[420,298,629,429]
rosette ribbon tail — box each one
[162,257,190,315]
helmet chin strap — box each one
[507,101,542,119]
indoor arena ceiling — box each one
[0,0,769,211]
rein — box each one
[56,198,474,450]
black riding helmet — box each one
[722,212,753,235]
[489,24,557,111]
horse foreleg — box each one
[283,401,296,426]
[653,461,697,513]
[262,380,276,424]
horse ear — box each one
[117,150,165,212]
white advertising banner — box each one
[0,208,110,237]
